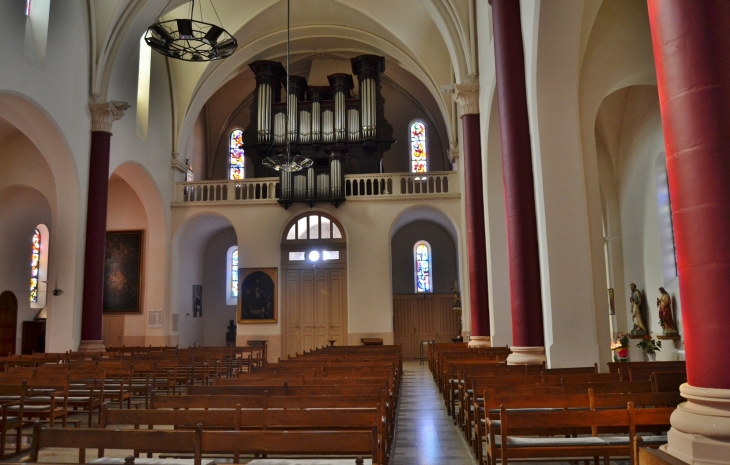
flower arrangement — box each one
[612,332,630,362]
[637,333,662,355]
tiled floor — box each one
[390,361,477,465]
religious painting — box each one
[103,231,143,314]
[238,268,277,324]
[193,285,203,317]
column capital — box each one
[89,101,130,134]
[441,84,480,116]
[448,142,460,164]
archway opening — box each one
[280,211,347,358]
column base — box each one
[468,336,491,348]
[662,384,730,464]
[506,346,546,365]
[77,340,106,353]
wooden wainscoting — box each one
[393,294,460,359]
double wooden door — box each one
[283,268,346,358]
[393,294,460,359]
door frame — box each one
[280,212,347,359]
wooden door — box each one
[393,294,459,359]
[328,269,345,345]
[284,268,346,358]
[285,269,302,357]
[0,291,18,356]
[102,315,124,348]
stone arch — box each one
[171,212,237,348]
[0,92,81,352]
[107,162,169,346]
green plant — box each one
[637,334,662,355]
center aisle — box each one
[390,360,477,465]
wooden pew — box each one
[102,405,385,464]
[486,402,673,465]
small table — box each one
[327,340,336,347]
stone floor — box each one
[390,361,477,465]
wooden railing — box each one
[173,172,459,205]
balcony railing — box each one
[173,171,459,205]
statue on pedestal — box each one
[657,287,679,336]
[225,320,237,347]
[451,280,462,309]
[629,283,647,336]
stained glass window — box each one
[231,249,239,298]
[30,228,40,302]
[25,0,31,16]
[410,121,427,173]
[415,241,431,293]
[229,129,245,180]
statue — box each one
[225,320,237,347]
[657,287,679,336]
[451,280,462,309]
[629,283,647,336]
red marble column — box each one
[648,0,730,391]
[491,0,544,362]
[79,102,129,352]
[461,111,490,344]
[647,2,730,460]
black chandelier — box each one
[145,0,237,62]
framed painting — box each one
[607,288,616,315]
[103,230,144,314]
[238,268,277,324]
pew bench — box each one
[29,423,381,465]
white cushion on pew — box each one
[247,460,372,465]
[493,436,607,447]
[91,458,215,465]
[602,435,667,445]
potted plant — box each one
[612,332,630,362]
[637,333,662,361]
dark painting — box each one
[238,268,277,324]
[103,231,143,313]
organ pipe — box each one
[307,167,316,198]
[299,111,311,143]
[348,108,360,141]
[322,110,334,142]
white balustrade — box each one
[173,172,459,205]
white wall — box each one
[202,228,238,347]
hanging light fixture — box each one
[145,0,237,62]
[262,0,313,173]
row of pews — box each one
[428,342,687,465]
[0,346,263,459]
[26,344,401,465]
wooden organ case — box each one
[243,55,394,208]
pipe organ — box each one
[244,55,393,208]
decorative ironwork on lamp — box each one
[145,0,237,62]
[262,0,313,174]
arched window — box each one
[229,129,245,180]
[410,120,427,173]
[29,224,49,307]
[414,241,432,293]
[655,154,678,283]
[226,246,239,305]
[30,228,41,303]
[283,213,346,264]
